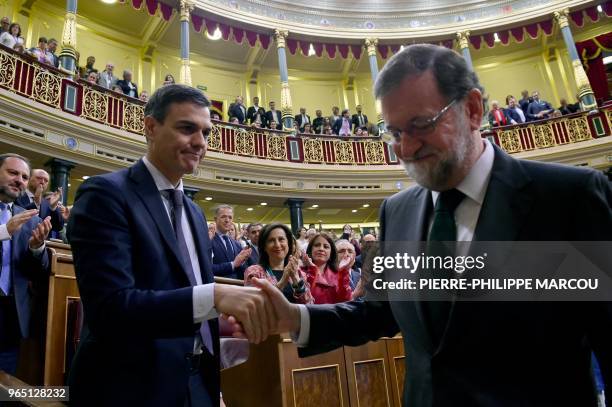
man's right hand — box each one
[214,283,276,344]
[233,247,252,268]
[6,209,38,236]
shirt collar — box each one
[142,156,183,192]
[432,138,494,207]
[26,189,34,199]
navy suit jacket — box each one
[300,145,612,406]
[0,205,49,343]
[505,107,525,124]
[228,103,247,124]
[15,193,64,232]
[211,234,246,280]
[265,110,282,129]
[66,160,219,406]
[115,79,138,99]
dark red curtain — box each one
[575,32,612,101]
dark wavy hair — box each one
[144,84,210,124]
[306,233,337,273]
[258,223,296,269]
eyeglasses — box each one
[382,98,458,143]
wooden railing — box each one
[1,44,610,166]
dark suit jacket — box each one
[247,106,266,126]
[66,160,219,406]
[332,117,351,135]
[351,113,368,130]
[265,110,282,130]
[505,107,525,124]
[301,145,612,406]
[211,234,247,280]
[229,103,247,124]
[294,114,311,130]
[312,117,325,134]
[115,79,138,99]
[518,97,532,116]
[0,205,49,344]
[15,193,64,232]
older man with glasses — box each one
[0,17,9,34]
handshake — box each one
[213,278,302,344]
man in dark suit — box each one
[210,205,251,280]
[312,110,325,134]
[246,45,612,406]
[245,222,262,267]
[332,109,352,136]
[294,107,311,132]
[0,154,51,375]
[266,101,282,130]
[526,90,554,121]
[228,96,247,124]
[504,95,526,125]
[518,89,532,118]
[66,85,277,406]
[247,96,266,126]
[351,104,368,132]
[15,168,63,235]
[115,69,139,99]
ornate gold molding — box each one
[274,29,288,49]
[572,60,597,110]
[179,58,192,87]
[553,8,570,29]
[365,38,378,57]
[280,80,293,126]
[180,0,195,22]
[61,12,77,49]
[456,31,470,50]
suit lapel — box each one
[183,199,214,285]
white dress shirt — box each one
[294,138,495,345]
[142,156,217,324]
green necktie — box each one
[423,188,465,345]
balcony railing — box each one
[0,44,610,166]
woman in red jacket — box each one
[303,233,353,304]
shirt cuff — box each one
[291,304,310,347]
[0,224,10,241]
[193,283,219,323]
[30,242,45,257]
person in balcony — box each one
[86,72,98,86]
[351,104,368,132]
[518,89,533,117]
[111,84,123,94]
[162,74,175,86]
[302,233,352,304]
[84,56,97,76]
[247,96,264,125]
[332,109,352,137]
[266,101,282,130]
[559,98,580,115]
[0,17,9,34]
[0,23,23,49]
[302,123,314,134]
[312,110,325,134]
[12,43,24,54]
[329,106,341,125]
[487,100,508,128]
[526,90,553,121]
[116,70,139,99]
[139,91,149,102]
[294,107,311,132]
[229,117,239,125]
[97,62,117,90]
[27,37,51,65]
[45,38,59,68]
[505,95,525,125]
[322,125,333,135]
[228,96,247,124]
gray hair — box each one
[374,44,483,102]
[247,222,263,233]
[335,239,354,249]
[213,204,234,216]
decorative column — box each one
[456,31,473,71]
[285,198,304,236]
[179,0,194,86]
[58,0,78,77]
[554,9,597,110]
[365,38,384,135]
[183,187,199,200]
[45,158,75,206]
[274,29,294,131]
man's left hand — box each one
[48,187,63,210]
[29,216,52,249]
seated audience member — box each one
[335,239,364,300]
[0,16,9,34]
[12,43,24,53]
[294,107,310,131]
[139,90,149,102]
[551,109,562,118]
[361,127,370,137]
[302,233,352,304]
[488,100,508,127]
[332,109,352,136]
[323,125,333,135]
[86,72,98,85]
[292,122,300,133]
[329,106,341,125]
[28,37,51,64]
[251,121,261,129]
[211,204,251,280]
[351,104,368,131]
[0,23,23,49]
[84,56,97,77]
[244,223,313,304]
[526,91,553,121]
[97,62,117,89]
[162,74,175,86]
[247,96,265,125]
[46,38,59,67]
[228,96,247,124]
[559,98,580,115]
[312,110,325,134]
[229,116,239,125]
[505,95,526,124]
[302,123,314,134]
[116,69,138,99]
[266,101,282,130]
[211,112,221,121]
[0,154,52,376]
[518,89,532,116]
[354,127,363,136]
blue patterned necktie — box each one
[0,202,12,296]
[162,189,213,355]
